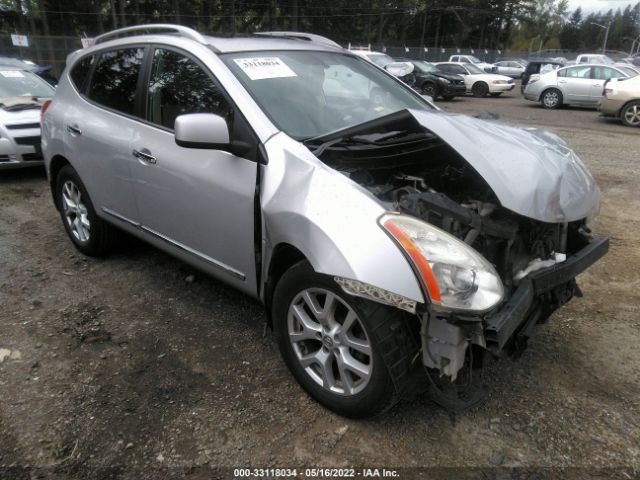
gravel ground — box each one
[1,86,639,480]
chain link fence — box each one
[0,33,610,78]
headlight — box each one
[492,79,507,84]
[380,213,504,313]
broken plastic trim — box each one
[334,277,417,314]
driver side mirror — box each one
[174,113,252,156]
[174,113,229,149]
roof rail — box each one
[254,31,341,49]
[94,24,208,46]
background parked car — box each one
[494,60,526,78]
[448,54,496,72]
[394,58,466,99]
[523,64,631,109]
[599,75,640,127]
[0,66,55,170]
[435,62,514,97]
[521,58,565,92]
[0,56,58,86]
[350,50,416,87]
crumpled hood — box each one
[410,109,600,223]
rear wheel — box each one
[55,165,116,256]
[621,101,640,127]
[471,81,489,97]
[541,88,562,109]
[272,261,420,418]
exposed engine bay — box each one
[306,112,608,408]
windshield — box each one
[0,70,55,98]
[412,60,438,73]
[366,53,393,68]
[465,63,485,74]
[223,51,432,140]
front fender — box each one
[261,132,424,304]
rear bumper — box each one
[484,235,609,351]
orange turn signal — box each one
[383,219,442,303]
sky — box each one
[566,0,637,14]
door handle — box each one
[592,83,602,87]
[132,149,157,165]
[66,124,82,136]
[558,80,567,84]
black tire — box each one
[489,92,502,97]
[471,81,489,97]
[540,88,563,109]
[442,95,455,101]
[421,82,437,98]
[55,165,116,256]
[620,101,640,127]
[272,261,420,418]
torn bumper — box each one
[485,235,609,351]
[421,235,608,378]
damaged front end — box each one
[306,109,608,405]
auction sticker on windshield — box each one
[0,71,25,78]
[233,57,297,80]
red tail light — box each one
[40,100,52,121]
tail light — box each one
[528,74,540,85]
[40,100,52,121]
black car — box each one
[394,58,466,100]
[521,58,565,92]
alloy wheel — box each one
[543,90,560,108]
[287,288,373,396]
[62,180,90,242]
[623,104,640,126]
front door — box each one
[130,46,259,295]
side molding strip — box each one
[102,207,246,281]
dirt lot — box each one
[1,87,639,480]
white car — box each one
[349,50,416,85]
[435,62,515,97]
[448,54,496,73]
[0,67,55,170]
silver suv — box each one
[42,25,608,417]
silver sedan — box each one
[494,60,526,78]
[523,64,631,109]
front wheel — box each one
[272,261,419,418]
[55,165,116,256]
[621,101,640,127]
[540,88,562,109]
[471,81,489,97]
[421,82,437,98]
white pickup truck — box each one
[448,54,496,73]
[575,54,616,65]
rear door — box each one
[590,66,626,103]
[64,47,146,223]
[130,46,259,295]
[559,66,592,104]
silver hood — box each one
[410,109,600,223]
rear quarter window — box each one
[69,55,94,93]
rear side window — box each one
[69,55,94,92]
[88,48,144,116]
